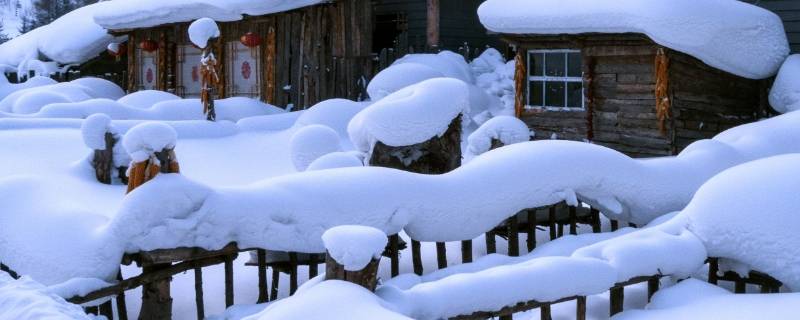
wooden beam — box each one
[426,0,440,50]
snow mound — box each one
[81,114,116,150]
[1,82,97,114]
[188,18,220,48]
[473,51,515,117]
[367,63,445,101]
[322,226,387,271]
[307,152,365,171]
[467,116,531,156]
[70,78,126,101]
[0,76,57,102]
[290,125,343,171]
[122,122,178,162]
[478,0,790,79]
[348,78,470,152]
[11,91,72,114]
[769,54,800,114]
[394,51,475,84]
[295,99,369,137]
[117,90,182,109]
[246,280,410,320]
[0,273,101,320]
[686,154,800,290]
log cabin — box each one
[93,0,497,110]
[478,0,792,158]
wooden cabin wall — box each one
[752,0,800,53]
[438,0,500,51]
[124,0,373,109]
[668,51,761,153]
[373,0,428,52]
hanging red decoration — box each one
[240,32,262,48]
[108,42,127,57]
[139,39,159,53]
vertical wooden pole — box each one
[257,250,268,303]
[610,220,619,231]
[389,234,400,277]
[425,0,439,51]
[541,304,552,320]
[735,275,746,294]
[610,286,624,316]
[99,301,114,319]
[139,264,172,320]
[224,256,234,308]
[508,217,519,257]
[436,242,447,269]
[116,270,128,320]
[514,49,526,118]
[557,223,564,237]
[499,315,512,320]
[264,25,277,104]
[194,267,204,320]
[576,296,587,320]
[591,208,601,233]
[289,252,298,295]
[708,258,719,285]
[269,268,280,301]
[548,206,557,240]
[526,210,537,252]
[127,33,137,93]
[412,240,423,275]
[648,277,660,302]
[485,230,497,254]
[461,240,473,264]
[309,254,320,279]
[569,206,578,235]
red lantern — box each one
[139,39,159,53]
[240,32,262,48]
[108,42,127,57]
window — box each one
[527,49,584,110]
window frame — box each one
[526,49,585,111]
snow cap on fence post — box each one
[122,122,180,193]
[322,226,387,291]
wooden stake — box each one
[139,264,172,320]
[610,286,624,316]
[576,296,587,320]
[257,249,268,303]
[270,268,279,302]
[224,255,234,307]
[194,267,204,320]
[412,240,423,275]
[708,258,719,285]
[548,206,557,240]
[436,242,447,269]
[569,206,578,235]
[289,252,298,295]
[116,270,128,320]
[541,304,552,320]
[99,300,113,319]
[591,208,601,233]
[610,220,619,231]
[461,240,473,264]
[508,217,519,257]
[648,277,660,302]
[389,234,400,277]
[526,209,536,252]
[309,254,320,279]
[485,230,497,254]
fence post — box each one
[322,226,387,291]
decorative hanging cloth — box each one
[655,47,671,135]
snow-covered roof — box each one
[0,2,119,67]
[478,0,790,79]
[94,0,328,31]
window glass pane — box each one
[528,81,543,106]
[545,81,565,108]
[545,52,565,77]
[529,52,544,76]
[567,52,582,77]
[567,82,583,108]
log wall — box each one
[124,0,373,109]
[505,34,764,158]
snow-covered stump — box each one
[322,226,388,291]
[368,114,463,175]
[81,114,128,185]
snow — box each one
[478,0,790,79]
[472,50,515,117]
[94,0,326,31]
[322,226,388,271]
[294,99,370,138]
[367,63,445,101]
[348,78,470,152]
[122,122,178,163]
[306,152,365,172]
[769,54,800,113]
[0,2,121,67]
[246,280,410,320]
[467,115,531,156]
[70,78,126,101]
[117,90,182,110]
[0,76,57,101]
[393,51,475,84]
[615,280,800,320]
[290,124,343,171]
[0,272,102,320]
[0,78,123,114]
[685,154,800,290]
[188,18,220,49]
[81,113,116,150]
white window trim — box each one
[526,49,585,111]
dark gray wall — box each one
[751,0,800,52]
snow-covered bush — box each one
[322,226,388,271]
[367,63,445,101]
[769,54,800,113]
[290,124,343,172]
[295,99,370,137]
[467,115,531,156]
[306,152,365,171]
[472,48,515,117]
[393,51,475,84]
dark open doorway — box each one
[373,13,408,53]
